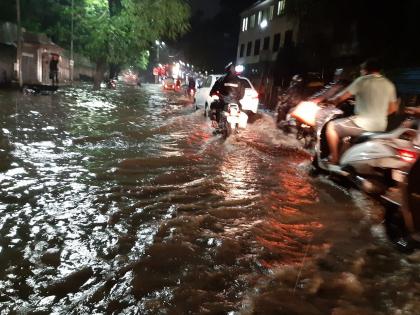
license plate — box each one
[392,170,406,182]
[227,116,238,124]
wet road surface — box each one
[1,84,420,314]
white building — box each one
[236,0,299,74]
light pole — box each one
[16,0,22,88]
[70,0,74,82]
[155,40,165,64]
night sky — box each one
[180,0,257,71]
[190,0,221,19]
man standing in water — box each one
[49,54,60,86]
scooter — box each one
[291,101,419,195]
[218,103,248,139]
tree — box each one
[0,0,190,88]
[75,0,190,88]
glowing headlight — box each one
[235,65,245,74]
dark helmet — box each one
[361,58,382,73]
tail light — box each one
[397,149,417,163]
[250,90,259,99]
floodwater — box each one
[0,84,419,315]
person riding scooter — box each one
[209,62,246,129]
[186,75,196,100]
[327,59,398,165]
[175,77,182,91]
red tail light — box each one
[397,149,417,163]
[250,90,259,99]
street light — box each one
[16,0,22,88]
[155,40,165,63]
[70,0,74,82]
[260,20,268,29]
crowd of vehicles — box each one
[157,62,419,251]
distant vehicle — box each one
[163,78,175,90]
[195,74,259,116]
[122,70,139,86]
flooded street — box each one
[1,84,419,315]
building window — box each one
[246,41,252,56]
[254,39,261,56]
[277,0,286,15]
[284,30,293,47]
[242,17,249,31]
[257,11,262,24]
[263,36,270,50]
[273,33,281,51]
[239,44,245,58]
[269,5,275,20]
[250,14,256,28]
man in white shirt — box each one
[327,59,398,164]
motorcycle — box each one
[276,75,325,148]
[209,96,248,139]
[291,101,419,196]
[293,101,420,251]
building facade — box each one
[236,0,299,76]
[0,22,94,86]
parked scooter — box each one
[291,101,420,195]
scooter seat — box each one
[351,132,387,144]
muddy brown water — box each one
[0,84,419,315]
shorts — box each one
[330,117,364,138]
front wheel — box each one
[408,158,420,231]
[220,118,231,139]
[309,155,322,176]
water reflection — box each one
[0,84,418,314]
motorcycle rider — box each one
[327,59,398,165]
[209,62,246,128]
[187,75,196,98]
[175,77,182,91]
